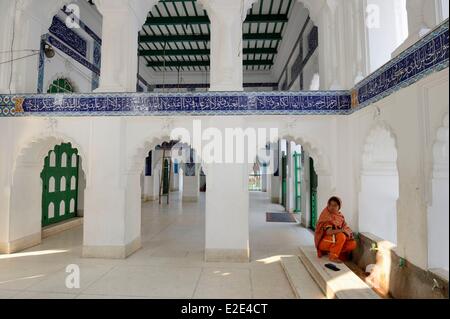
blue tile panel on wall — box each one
[61,7,102,45]
[0,91,351,117]
[49,16,87,58]
[354,20,449,109]
[45,34,100,76]
[37,39,46,94]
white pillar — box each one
[82,118,141,259]
[314,0,370,89]
[199,0,257,91]
[143,150,162,201]
[348,0,370,83]
[183,164,200,202]
[261,165,268,193]
[286,142,295,213]
[301,151,311,227]
[393,0,439,57]
[205,162,249,262]
[95,0,154,92]
[0,1,15,94]
[143,174,159,201]
[204,117,250,262]
[0,1,57,94]
[170,163,179,192]
[270,142,280,203]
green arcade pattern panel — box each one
[47,78,74,94]
[41,143,79,227]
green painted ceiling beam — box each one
[145,16,209,26]
[245,14,289,23]
[139,47,278,56]
[139,33,282,43]
[243,33,282,40]
[144,14,288,26]
[146,59,274,67]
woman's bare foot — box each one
[329,256,343,263]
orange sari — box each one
[314,208,354,258]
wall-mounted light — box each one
[44,44,55,59]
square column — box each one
[203,117,251,262]
[95,0,151,92]
[205,162,250,262]
[199,0,257,91]
[82,118,141,259]
[393,0,439,57]
[143,152,160,201]
[143,175,159,201]
[261,165,268,193]
[183,164,200,202]
[0,2,49,94]
[270,142,280,203]
[170,163,179,192]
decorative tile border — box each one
[49,16,87,58]
[352,20,449,111]
[61,6,102,45]
[45,34,100,76]
[0,91,351,117]
[92,41,101,91]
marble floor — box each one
[0,191,315,299]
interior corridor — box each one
[0,191,314,299]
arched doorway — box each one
[137,137,206,259]
[428,114,449,271]
[40,142,83,226]
[359,125,399,244]
[8,136,87,254]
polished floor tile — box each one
[0,191,315,299]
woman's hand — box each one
[326,229,344,236]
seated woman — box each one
[314,196,356,263]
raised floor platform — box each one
[280,256,325,299]
[298,246,380,299]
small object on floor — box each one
[325,263,341,271]
[266,212,297,223]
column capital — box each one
[301,0,326,23]
[198,0,258,22]
[96,0,157,32]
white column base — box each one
[0,232,41,254]
[205,248,250,263]
[93,85,128,93]
[209,85,244,92]
[182,196,199,202]
[82,236,142,259]
[143,195,158,202]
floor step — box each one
[280,256,325,299]
[42,217,83,239]
[298,245,380,299]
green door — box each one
[293,152,302,213]
[41,143,79,227]
[309,157,318,230]
[281,154,287,207]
